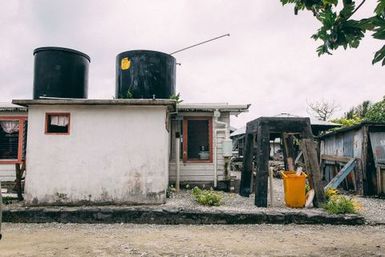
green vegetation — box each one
[323,195,359,214]
[332,115,362,128]
[169,92,183,104]
[192,187,223,206]
[331,97,385,129]
[365,99,385,122]
[280,0,385,66]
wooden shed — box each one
[320,122,385,196]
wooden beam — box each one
[239,132,255,197]
[325,158,356,190]
[301,139,326,207]
[321,154,352,163]
[254,124,269,207]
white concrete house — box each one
[0,103,27,183]
[13,99,175,205]
[170,103,249,188]
[11,99,249,205]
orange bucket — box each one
[281,171,307,208]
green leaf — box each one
[375,0,385,16]
[372,44,385,65]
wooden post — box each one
[377,166,381,195]
[269,167,274,207]
[361,126,369,194]
[0,180,2,240]
[355,159,364,195]
[254,124,269,207]
[240,132,255,197]
[301,139,326,207]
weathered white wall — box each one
[169,112,230,183]
[24,105,169,205]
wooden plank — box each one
[254,123,269,207]
[361,126,369,194]
[301,139,326,207]
[325,158,356,190]
[321,154,352,163]
[355,159,364,195]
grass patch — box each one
[192,187,223,206]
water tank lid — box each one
[117,49,175,60]
[33,47,91,62]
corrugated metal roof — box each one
[177,103,250,114]
[274,113,339,126]
[0,102,27,112]
[320,121,385,139]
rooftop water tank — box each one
[115,50,176,99]
[33,47,90,99]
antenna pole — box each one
[170,33,230,55]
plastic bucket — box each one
[281,171,307,208]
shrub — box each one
[323,195,360,214]
[191,187,223,206]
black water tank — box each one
[115,50,176,99]
[33,47,90,99]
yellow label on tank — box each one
[121,57,131,70]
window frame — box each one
[0,116,27,164]
[45,112,71,135]
[182,116,213,163]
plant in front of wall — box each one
[125,89,133,99]
[169,93,183,104]
[166,184,176,198]
[191,186,222,206]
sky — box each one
[0,0,384,128]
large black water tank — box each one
[115,50,176,99]
[33,47,90,99]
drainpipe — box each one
[175,131,181,192]
[213,110,229,188]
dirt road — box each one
[0,223,384,257]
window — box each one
[0,116,27,164]
[183,117,212,162]
[45,113,70,134]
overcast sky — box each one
[1,0,384,127]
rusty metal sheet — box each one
[369,132,385,165]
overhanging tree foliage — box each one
[280,0,385,65]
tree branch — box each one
[350,0,366,19]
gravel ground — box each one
[166,177,385,224]
[1,223,385,257]
[2,177,384,224]
[356,196,385,224]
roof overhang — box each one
[0,102,27,113]
[177,103,250,115]
[12,99,177,111]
